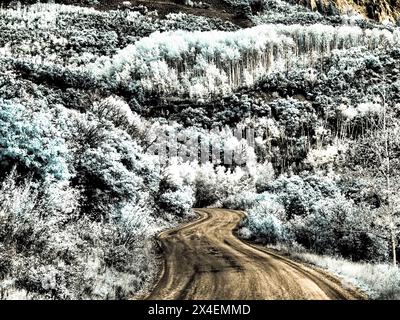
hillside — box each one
[3,0,400,24]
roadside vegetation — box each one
[267,243,400,299]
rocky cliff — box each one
[287,0,400,23]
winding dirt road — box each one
[147,209,365,300]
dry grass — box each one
[269,243,400,300]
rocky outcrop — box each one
[287,0,400,23]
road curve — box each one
[147,209,365,300]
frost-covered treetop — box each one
[107,25,292,71]
[98,22,399,74]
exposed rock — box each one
[287,0,400,23]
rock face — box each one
[287,0,400,23]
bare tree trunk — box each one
[381,90,397,267]
[391,223,397,267]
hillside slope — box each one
[2,0,399,24]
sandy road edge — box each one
[228,209,368,300]
[242,242,368,300]
[137,209,208,300]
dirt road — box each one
[147,208,365,300]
